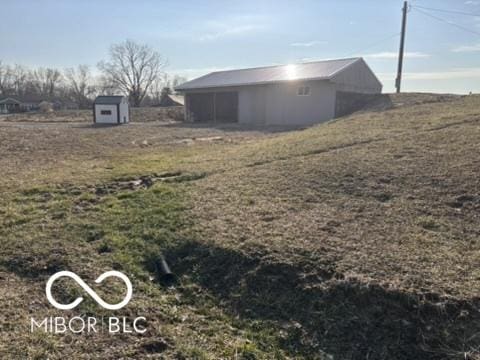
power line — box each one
[413,5,480,17]
[344,33,401,58]
[412,7,480,37]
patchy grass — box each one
[0,178,298,358]
[1,93,480,359]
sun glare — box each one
[285,64,297,80]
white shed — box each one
[93,96,129,124]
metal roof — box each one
[94,96,125,105]
[175,58,362,91]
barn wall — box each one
[95,104,118,124]
[238,86,266,124]
[263,80,336,126]
[331,59,383,94]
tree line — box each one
[0,40,186,108]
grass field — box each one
[0,94,479,359]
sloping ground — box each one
[0,93,479,359]
[190,93,480,298]
[181,94,480,358]
[360,92,461,112]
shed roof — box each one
[175,57,363,91]
[94,96,125,105]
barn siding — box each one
[263,80,336,125]
[239,86,266,124]
[331,59,382,94]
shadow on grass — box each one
[0,251,68,279]
[167,240,480,360]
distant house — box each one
[93,96,129,124]
[158,94,184,107]
[0,96,79,113]
[0,97,22,114]
[175,57,382,125]
[0,96,45,113]
[21,96,44,111]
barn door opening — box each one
[188,93,214,122]
[187,92,238,123]
[215,92,238,123]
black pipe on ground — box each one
[156,255,175,284]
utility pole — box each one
[396,1,408,93]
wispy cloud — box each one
[465,1,480,5]
[363,51,430,59]
[452,43,480,52]
[379,67,480,81]
[290,40,327,47]
[199,24,263,41]
[198,15,267,42]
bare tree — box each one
[33,67,63,97]
[96,74,118,96]
[0,61,12,96]
[98,39,167,106]
[64,65,96,108]
[171,74,187,91]
[146,73,186,105]
[11,64,30,96]
[148,73,170,105]
[0,63,32,96]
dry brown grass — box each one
[1,93,479,359]
[190,93,480,298]
[0,111,285,188]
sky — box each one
[1,0,480,93]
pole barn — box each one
[175,57,382,126]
